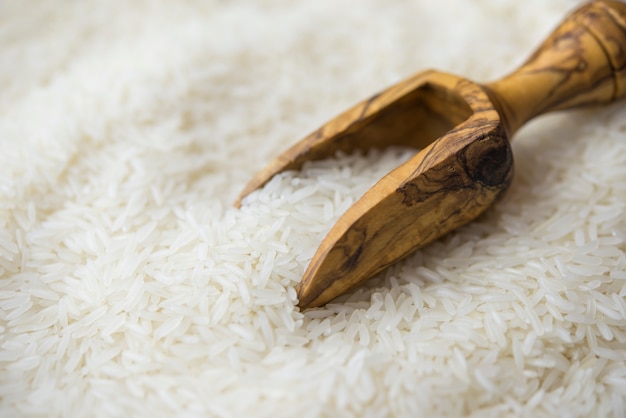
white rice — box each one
[1,0,626,416]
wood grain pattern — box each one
[235,1,626,308]
[296,76,515,308]
[485,0,626,136]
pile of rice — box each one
[1,0,625,416]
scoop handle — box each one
[485,0,626,137]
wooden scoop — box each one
[236,1,626,309]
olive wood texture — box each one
[236,1,626,309]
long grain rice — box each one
[1,0,626,416]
